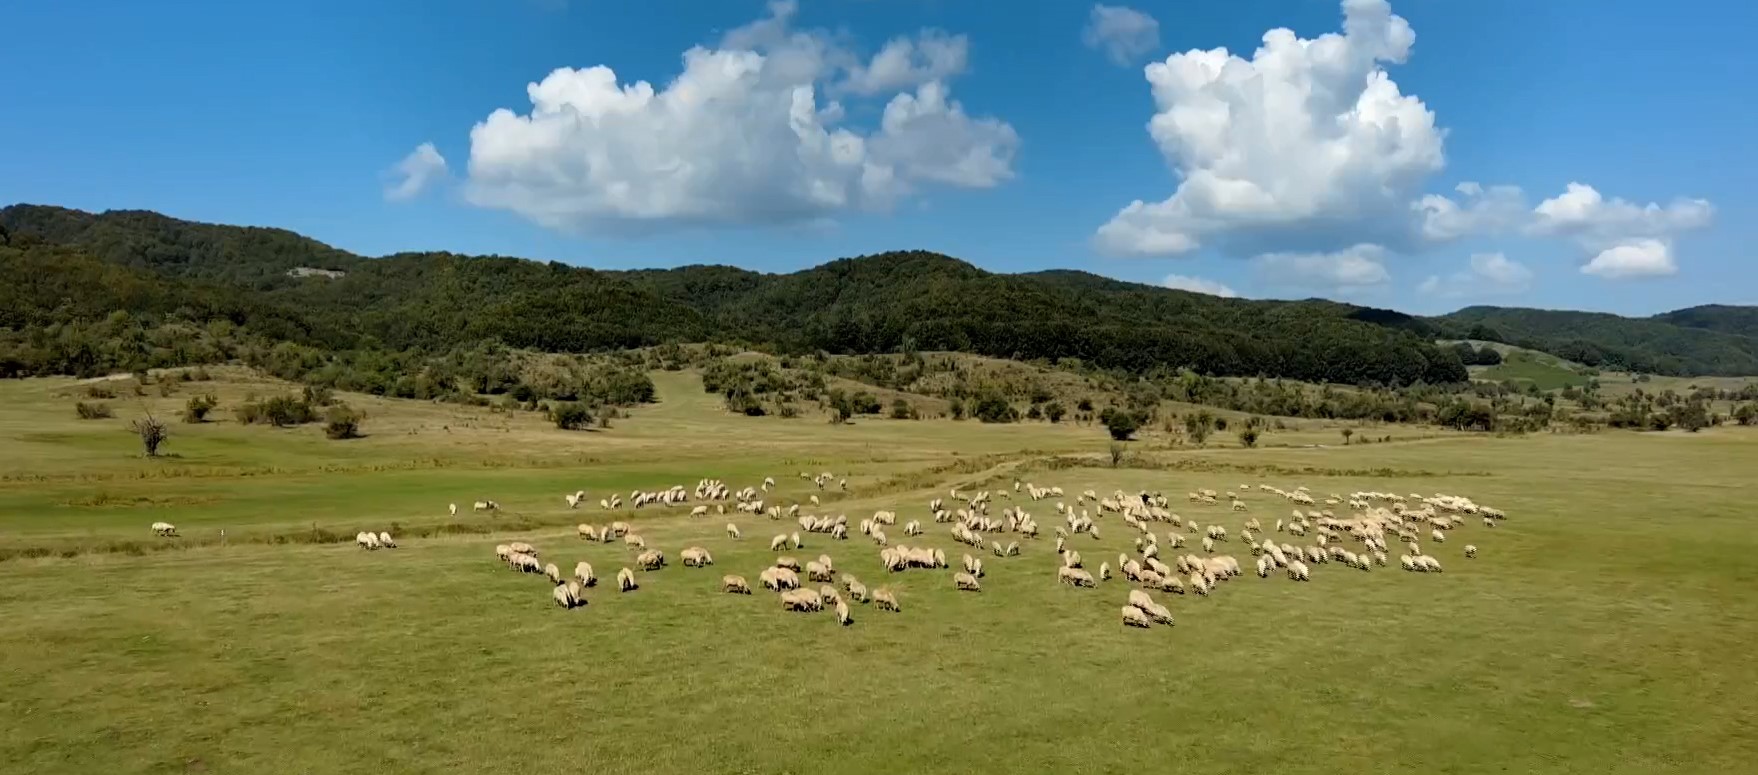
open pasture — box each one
[2,371,1755,774]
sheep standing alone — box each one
[722,575,752,594]
[574,562,596,587]
[954,572,982,592]
[727,523,742,539]
[544,563,564,585]
[835,599,852,626]
[617,567,638,592]
[636,549,666,570]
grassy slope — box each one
[1,371,1755,774]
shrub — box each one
[1214,417,1229,431]
[302,384,335,407]
[132,414,168,456]
[1735,403,1757,426]
[323,406,364,439]
[84,384,116,399]
[1108,441,1127,467]
[889,399,914,419]
[1239,428,1260,448]
[551,402,592,430]
[1045,401,1066,423]
[236,395,317,426]
[75,401,113,420]
[973,393,1015,424]
[1025,404,1042,420]
[1077,397,1094,412]
[184,393,218,423]
[1105,410,1139,441]
[949,397,965,420]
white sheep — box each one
[953,572,982,591]
[723,575,752,594]
[574,562,596,587]
[1121,605,1152,628]
[377,532,395,549]
[617,567,637,592]
[1464,544,1477,559]
[151,521,177,537]
[544,563,564,585]
[770,534,788,551]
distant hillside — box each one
[1435,306,1758,377]
[3,202,1754,380]
[1,204,1467,385]
[1653,305,1758,340]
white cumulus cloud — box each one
[459,0,1016,232]
[1580,239,1676,279]
[1161,273,1237,298]
[1083,5,1161,66]
[1254,243,1392,291]
[1095,0,1441,257]
[383,142,448,201]
[1417,252,1533,298]
[1413,182,1527,242]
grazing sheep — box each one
[1431,529,1447,543]
[953,572,981,591]
[1287,561,1311,581]
[553,584,578,609]
[834,599,852,626]
[378,532,396,549]
[449,503,458,517]
[846,579,870,603]
[574,562,596,587]
[544,563,565,585]
[1057,566,1095,587]
[356,531,380,550]
[495,544,512,562]
[577,524,597,540]
[636,549,665,570]
[770,534,788,551]
[1099,562,1111,581]
[617,567,637,592]
[727,523,742,539]
[150,521,180,537]
[1005,541,1020,557]
[774,556,801,572]
[1062,550,1083,569]
[624,534,647,550]
[723,575,752,594]
[872,588,902,612]
[1121,605,1153,629]
[790,531,803,549]
[805,561,833,582]
[1464,544,1477,559]
[681,547,713,567]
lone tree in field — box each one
[132,412,168,457]
[1103,409,1138,441]
[1341,428,1353,445]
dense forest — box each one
[2,204,1754,388]
[1434,306,1758,376]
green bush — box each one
[1104,410,1138,441]
[132,415,169,456]
[1044,402,1066,423]
[889,399,914,419]
[75,401,113,420]
[323,406,364,439]
[973,393,1015,424]
[183,393,218,423]
[1239,428,1260,448]
[84,384,116,399]
[551,402,593,430]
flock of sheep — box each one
[461,473,1504,631]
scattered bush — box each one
[183,393,218,423]
[1239,428,1260,448]
[551,402,592,430]
[84,384,115,399]
[889,399,914,419]
[1104,410,1139,441]
[1045,401,1066,423]
[972,393,1015,424]
[236,395,317,427]
[1108,441,1127,467]
[323,405,364,439]
[132,414,168,456]
[75,401,113,420]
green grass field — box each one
[1473,350,1592,391]
[2,370,1755,774]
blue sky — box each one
[2,0,1752,315]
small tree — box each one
[973,393,1014,424]
[949,397,965,421]
[829,390,855,424]
[889,399,913,419]
[324,405,364,439]
[132,413,168,456]
[1044,401,1066,423]
[1239,428,1260,448]
[184,393,218,423]
[1341,428,1353,445]
[1108,441,1127,467]
[551,402,592,430]
[1105,410,1139,441]
[1184,413,1212,444]
[1735,403,1757,426]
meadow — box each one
[1,369,1755,774]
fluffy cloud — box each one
[460,1,1016,232]
[1417,252,1533,297]
[1412,182,1527,242]
[1254,244,1391,291]
[1083,5,1160,66]
[383,143,448,201]
[1161,273,1237,298]
[1580,239,1675,279]
[1095,0,1441,257]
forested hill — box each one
[1435,306,1758,376]
[1,203,1752,379]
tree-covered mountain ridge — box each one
[3,203,1754,378]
